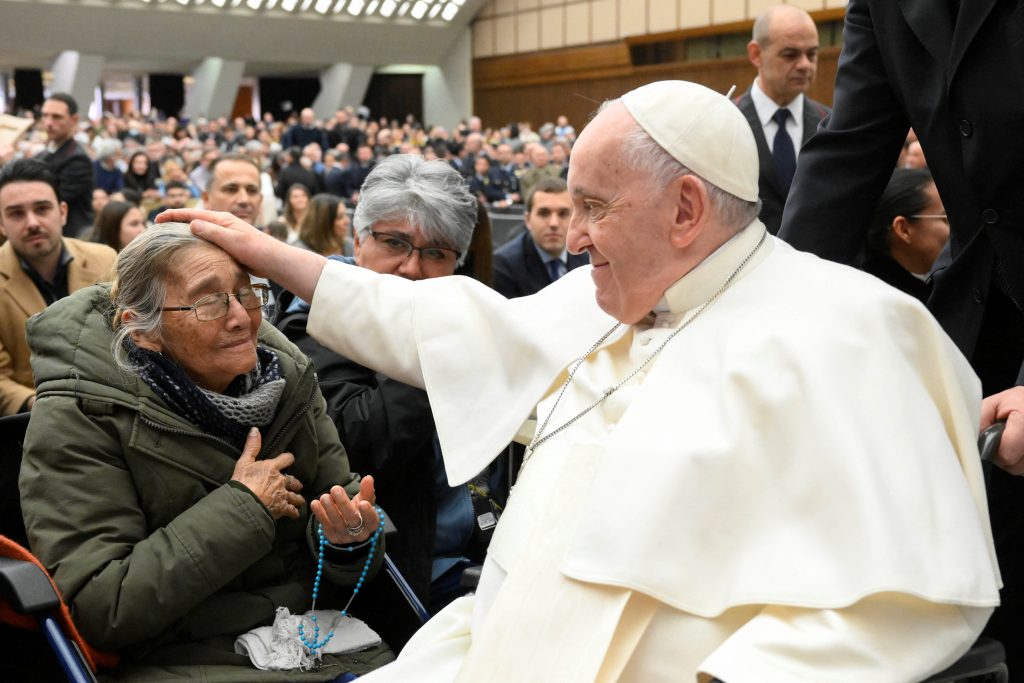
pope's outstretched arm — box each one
[157,209,326,303]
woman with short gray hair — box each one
[353,154,476,265]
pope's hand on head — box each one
[311,476,380,545]
[155,208,274,278]
[157,207,326,303]
[981,386,1024,475]
[231,427,305,519]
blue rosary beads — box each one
[298,505,385,655]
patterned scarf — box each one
[129,342,286,447]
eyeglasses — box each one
[909,214,949,223]
[161,284,270,322]
[370,231,460,266]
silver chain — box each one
[522,231,767,470]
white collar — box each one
[653,220,771,315]
[751,79,804,128]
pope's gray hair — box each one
[599,98,761,232]
[109,222,204,374]
[352,154,477,265]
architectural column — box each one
[183,58,244,120]
[50,51,103,114]
[423,26,472,129]
[312,63,374,120]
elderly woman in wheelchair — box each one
[19,222,393,681]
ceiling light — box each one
[211,0,226,7]
[281,0,298,9]
[398,0,410,15]
[314,0,332,10]
[366,0,379,14]
[246,0,263,8]
[410,0,427,19]
[428,2,442,18]
[441,2,458,20]
[347,0,364,13]
[379,0,396,15]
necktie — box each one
[547,259,565,282]
[772,108,796,191]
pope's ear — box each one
[668,174,708,249]
[121,310,162,353]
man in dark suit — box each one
[36,93,94,237]
[492,177,588,298]
[281,107,327,152]
[274,146,320,201]
[776,0,1024,666]
[734,5,829,236]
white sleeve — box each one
[307,260,427,388]
[698,595,992,683]
[306,260,619,484]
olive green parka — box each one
[19,284,393,681]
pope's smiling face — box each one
[566,102,690,324]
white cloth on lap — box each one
[234,607,381,671]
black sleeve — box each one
[57,154,95,205]
[777,0,910,265]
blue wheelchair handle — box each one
[979,421,1006,463]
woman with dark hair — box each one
[93,200,146,251]
[123,151,159,199]
[280,183,312,243]
[862,167,949,302]
[296,194,352,257]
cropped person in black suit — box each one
[776,0,1024,667]
[491,177,588,298]
[734,5,830,236]
[36,93,94,237]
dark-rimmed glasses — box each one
[370,231,460,265]
[161,284,270,322]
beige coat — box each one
[0,238,115,415]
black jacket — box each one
[734,91,830,236]
[37,140,94,237]
[779,0,1024,383]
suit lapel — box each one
[949,0,999,81]
[897,0,954,66]
[521,233,553,289]
[737,92,783,194]
[801,99,824,146]
[66,241,110,292]
[0,243,46,318]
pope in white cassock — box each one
[163,81,1001,682]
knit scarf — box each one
[129,342,286,447]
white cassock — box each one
[307,221,1000,682]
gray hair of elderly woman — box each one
[109,222,204,374]
[352,154,477,265]
[600,99,761,233]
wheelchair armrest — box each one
[922,636,1007,682]
[0,557,61,614]
[460,565,482,589]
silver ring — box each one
[346,514,365,536]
